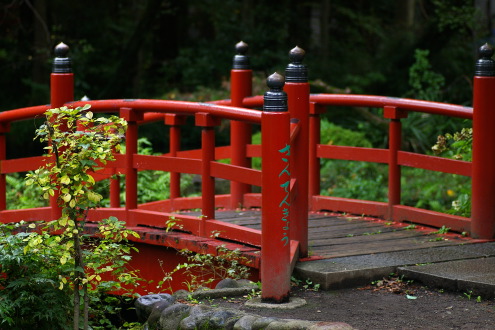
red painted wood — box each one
[197,113,217,224]
[109,175,121,208]
[246,144,261,158]
[133,154,202,175]
[243,193,262,208]
[0,132,5,210]
[397,151,472,176]
[393,205,471,234]
[388,112,402,219]
[312,195,389,218]
[166,114,184,199]
[286,81,310,257]
[69,99,262,124]
[230,69,253,208]
[0,207,51,223]
[472,76,495,238]
[308,103,326,208]
[121,108,140,215]
[204,219,261,246]
[261,111,291,302]
[310,94,473,119]
[49,72,74,221]
[317,145,389,163]
[210,162,262,187]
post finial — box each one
[285,46,307,83]
[52,42,72,73]
[475,43,495,77]
[263,72,287,112]
[233,41,250,70]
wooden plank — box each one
[308,226,404,239]
[309,229,428,247]
[312,237,476,259]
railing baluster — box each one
[196,113,220,234]
[308,102,325,209]
[384,106,407,220]
[120,107,143,224]
[230,41,253,209]
[0,125,8,211]
[166,114,186,202]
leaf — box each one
[59,217,68,227]
[62,193,72,203]
[60,175,71,185]
[85,111,94,119]
[406,295,417,300]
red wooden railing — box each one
[1,42,495,302]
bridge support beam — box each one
[472,43,495,239]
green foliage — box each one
[6,172,46,209]
[431,127,473,217]
[17,105,141,328]
[318,120,387,201]
[161,244,251,292]
[290,276,320,292]
[433,128,473,161]
[317,119,470,215]
[0,221,72,329]
[408,49,445,102]
[134,138,196,203]
[320,119,372,148]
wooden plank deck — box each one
[196,209,487,259]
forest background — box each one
[0,0,493,214]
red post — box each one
[230,41,253,209]
[261,73,291,303]
[165,114,186,201]
[308,103,325,209]
[120,108,143,215]
[50,42,74,220]
[196,113,220,233]
[384,106,407,220]
[109,173,121,208]
[284,46,310,257]
[0,124,8,211]
[472,44,495,238]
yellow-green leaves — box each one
[60,175,71,185]
[62,193,71,203]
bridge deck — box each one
[185,209,486,259]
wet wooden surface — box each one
[188,209,486,259]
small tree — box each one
[24,105,140,329]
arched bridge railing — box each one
[2,41,495,302]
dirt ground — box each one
[201,277,495,329]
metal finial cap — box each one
[475,43,495,77]
[52,42,72,73]
[263,72,287,112]
[285,46,308,82]
[233,41,250,70]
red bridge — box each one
[1,42,495,303]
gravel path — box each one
[200,279,495,329]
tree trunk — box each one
[73,223,84,329]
